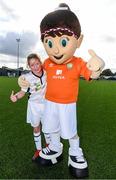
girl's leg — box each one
[32,125,41,160]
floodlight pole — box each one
[16,38,20,76]
[16,38,20,69]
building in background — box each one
[0,66,29,77]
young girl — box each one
[10,53,50,161]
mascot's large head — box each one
[40,3,83,64]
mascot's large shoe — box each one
[68,154,88,178]
[37,144,63,166]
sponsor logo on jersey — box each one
[56,70,62,75]
[52,70,65,79]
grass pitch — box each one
[0,77,116,179]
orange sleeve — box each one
[79,58,92,80]
[42,59,49,70]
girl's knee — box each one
[33,126,40,133]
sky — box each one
[0,0,116,71]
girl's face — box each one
[28,58,42,74]
[43,35,79,64]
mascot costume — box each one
[18,3,105,178]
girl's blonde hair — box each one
[27,53,42,66]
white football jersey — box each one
[21,70,46,103]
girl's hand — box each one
[10,91,17,102]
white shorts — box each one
[27,101,44,127]
[42,100,77,139]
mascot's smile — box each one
[54,55,63,59]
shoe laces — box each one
[76,155,85,162]
[43,147,51,154]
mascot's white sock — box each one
[44,133,51,145]
[69,135,83,157]
[68,135,88,178]
[49,132,61,152]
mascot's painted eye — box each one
[60,37,69,47]
[47,40,53,48]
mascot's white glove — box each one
[87,49,105,79]
[18,75,30,90]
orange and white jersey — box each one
[43,56,92,104]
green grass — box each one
[0,77,116,179]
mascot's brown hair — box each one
[40,3,81,41]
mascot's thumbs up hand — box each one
[87,49,105,79]
[18,75,30,89]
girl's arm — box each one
[10,90,26,102]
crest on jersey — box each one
[67,63,73,69]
